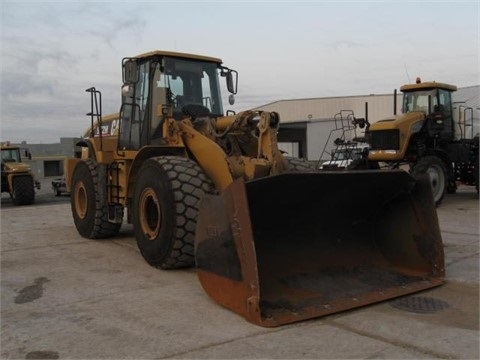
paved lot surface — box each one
[1,179,479,359]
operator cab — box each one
[1,147,21,163]
[119,51,238,150]
[401,78,457,141]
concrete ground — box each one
[1,179,478,359]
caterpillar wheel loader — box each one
[1,142,40,205]
[65,51,445,327]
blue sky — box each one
[1,1,479,143]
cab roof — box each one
[1,141,18,149]
[400,81,457,92]
[133,50,223,64]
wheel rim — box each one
[139,188,161,240]
[74,181,88,219]
[426,164,445,202]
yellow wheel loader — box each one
[1,142,40,205]
[65,51,445,327]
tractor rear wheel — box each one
[11,176,35,205]
[411,155,447,205]
[70,159,122,239]
[133,156,212,269]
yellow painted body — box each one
[368,112,425,161]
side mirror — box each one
[123,58,139,84]
[223,68,238,95]
[227,71,238,95]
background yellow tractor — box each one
[354,78,479,204]
[1,142,40,205]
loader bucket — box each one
[195,170,445,327]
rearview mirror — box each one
[226,70,238,95]
[221,67,238,95]
[123,58,139,84]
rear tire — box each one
[11,176,35,205]
[70,159,122,239]
[411,156,447,205]
[133,156,212,269]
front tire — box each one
[70,159,122,239]
[411,156,447,205]
[133,156,212,269]
[11,176,35,205]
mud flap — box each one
[195,170,445,327]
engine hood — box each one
[3,161,32,173]
[370,112,425,131]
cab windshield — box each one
[160,57,224,116]
[402,89,437,114]
[1,148,21,163]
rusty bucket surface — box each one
[195,170,445,327]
